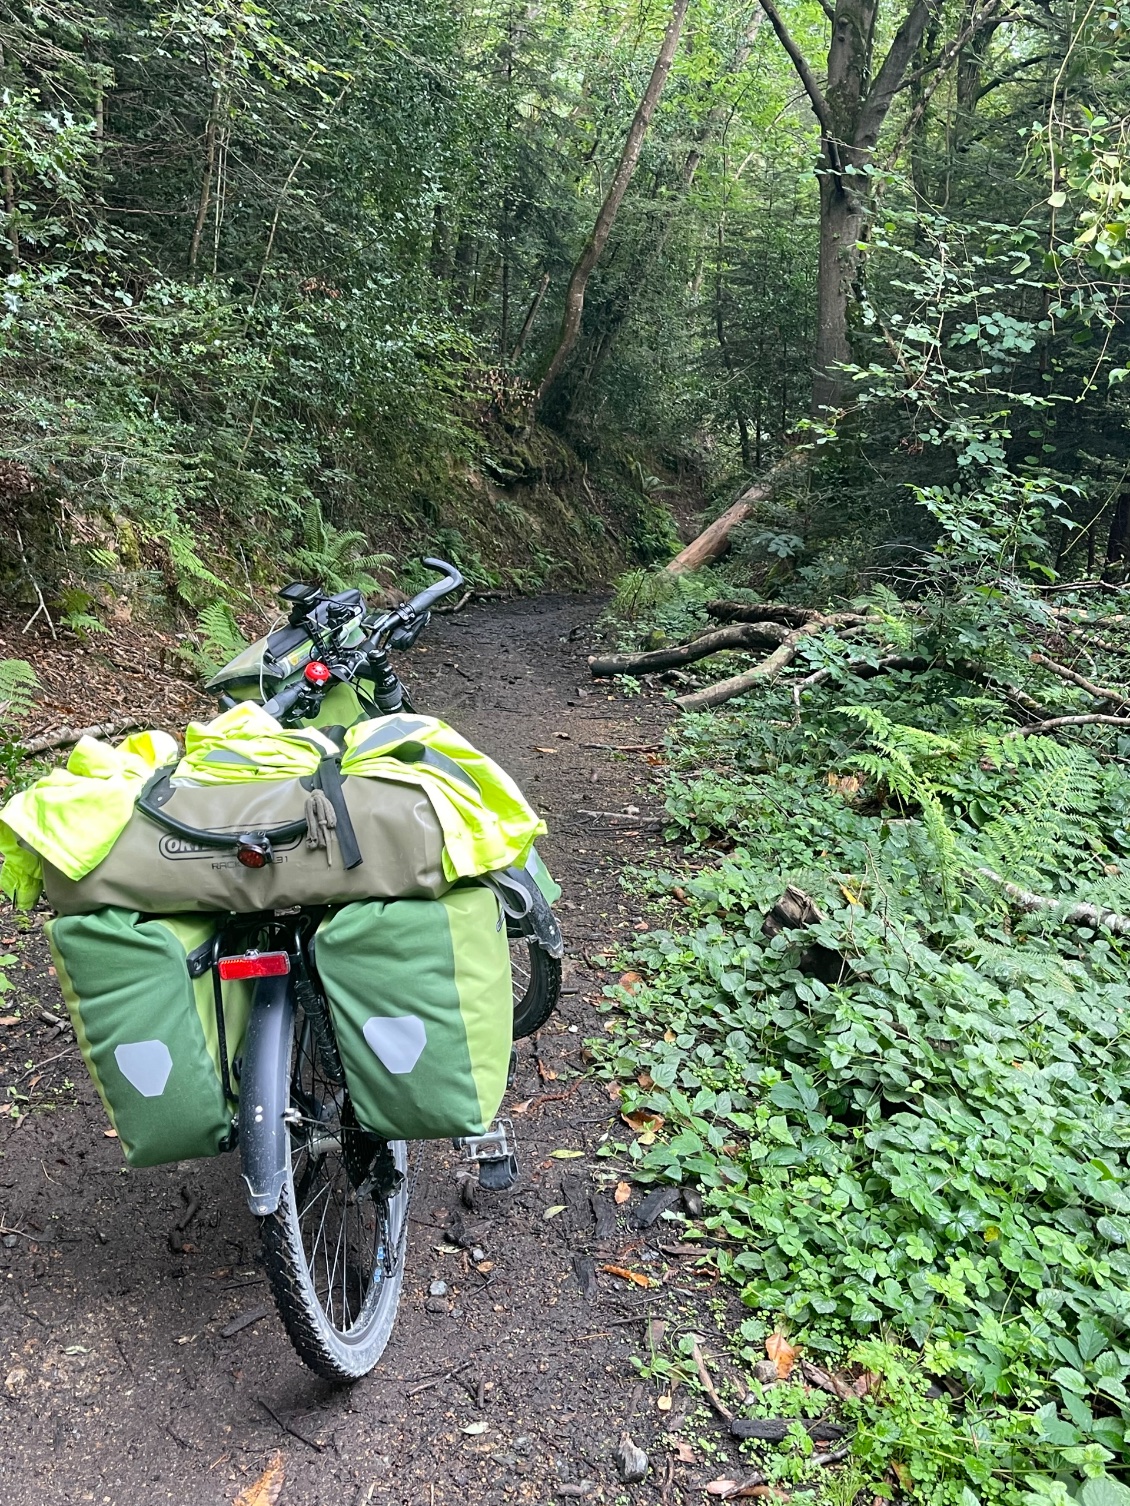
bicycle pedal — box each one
[454,1118,519,1191]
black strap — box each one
[136,769,310,851]
[316,757,363,870]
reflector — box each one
[217,951,290,980]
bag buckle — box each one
[453,1118,519,1192]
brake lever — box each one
[388,612,429,652]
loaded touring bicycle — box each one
[10,559,562,1380]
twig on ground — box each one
[256,1397,325,1452]
[582,742,662,752]
[20,1046,77,1077]
[810,1443,851,1467]
[15,528,56,640]
[577,809,664,826]
[690,1337,734,1422]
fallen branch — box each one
[675,620,828,711]
[706,600,878,628]
[978,867,1130,934]
[690,1337,734,1423]
[1029,652,1130,707]
[588,621,789,677]
[1007,714,1130,738]
[433,590,471,616]
[21,717,141,757]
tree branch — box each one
[978,868,1130,935]
[589,622,791,678]
[757,0,833,137]
[1006,714,1130,738]
[858,0,945,149]
[1030,652,1130,707]
[884,0,1006,165]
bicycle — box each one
[171,558,564,1380]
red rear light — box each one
[237,844,269,869]
[218,951,291,980]
[305,661,332,686]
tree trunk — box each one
[534,0,690,415]
[812,167,864,415]
[666,497,754,575]
[510,271,550,364]
[761,0,943,414]
[188,90,221,274]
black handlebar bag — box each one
[43,768,450,915]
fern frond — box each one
[0,659,40,723]
[196,601,248,669]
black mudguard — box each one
[239,973,295,1217]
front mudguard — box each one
[238,972,294,1217]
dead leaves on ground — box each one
[621,1109,664,1146]
[600,1263,651,1288]
[233,1453,284,1506]
[613,1180,632,1205]
[706,1481,790,1501]
[765,1331,798,1379]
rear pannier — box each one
[46,909,252,1167]
[315,886,512,1142]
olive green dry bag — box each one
[315,885,512,1142]
[46,909,252,1168]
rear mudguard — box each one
[238,973,295,1217]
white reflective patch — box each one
[362,1015,427,1075]
[114,1040,174,1097]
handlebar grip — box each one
[260,679,308,722]
[406,557,464,618]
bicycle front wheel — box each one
[258,998,409,1382]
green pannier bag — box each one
[46,909,252,1168]
[316,885,512,1142]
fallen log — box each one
[588,621,789,677]
[675,625,820,710]
[665,497,755,575]
[705,600,877,628]
[979,867,1130,934]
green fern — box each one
[290,518,391,594]
[841,705,965,907]
[0,659,40,724]
[193,601,249,676]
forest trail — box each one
[0,595,709,1506]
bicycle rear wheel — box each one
[258,994,409,1381]
[511,938,561,1039]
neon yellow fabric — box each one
[174,702,337,784]
[0,730,179,905]
[340,714,545,879]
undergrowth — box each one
[593,558,1130,1502]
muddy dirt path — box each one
[0,594,697,1506]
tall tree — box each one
[534,0,691,416]
[759,0,949,413]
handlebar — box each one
[403,558,464,619]
[260,678,311,723]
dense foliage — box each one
[594,514,1130,1499]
